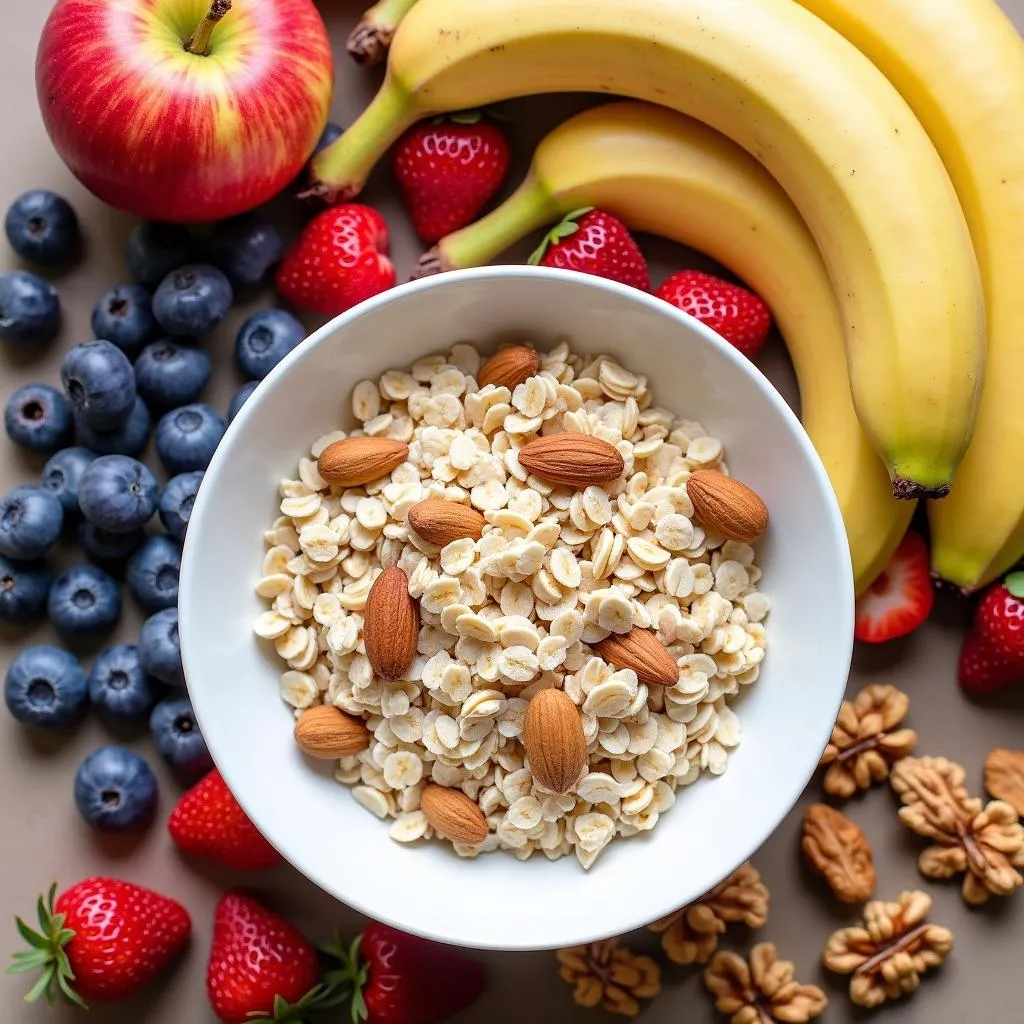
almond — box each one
[518,433,624,488]
[523,688,587,794]
[364,566,419,680]
[293,705,370,758]
[407,499,486,547]
[595,627,679,687]
[476,344,541,391]
[420,784,489,845]
[316,436,409,487]
[686,469,769,543]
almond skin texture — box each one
[523,688,587,794]
[476,345,541,391]
[316,436,409,487]
[518,433,624,488]
[596,627,679,686]
[420,784,489,845]
[293,705,370,758]
[364,566,419,680]
[686,469,769,543]
[407,499,486,547]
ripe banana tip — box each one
[346,19,391,66]
[892,477,951,502]
[410,247,446,280]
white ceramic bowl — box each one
[180,266,853,951]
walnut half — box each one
[556,939,661,1018]
[822,890,953,1008]
[802,804,876,903]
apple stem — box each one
[185,0,232,55]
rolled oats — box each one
[254,339,770,868]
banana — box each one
[309,0,986,500]
[347,0,421,67]
[791,0,1024,592]
[415,101,913,594]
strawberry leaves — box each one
[528,207,595,265]
[1005,571,1024,599]
[318,932,370,1024]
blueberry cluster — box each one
[0,188,315,833]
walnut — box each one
[648,862,769,965]
[802,804,876,903]
[704,942,827,1023]
[822,890,953,1008]
[890,755,1024,904]
[819,684,917,798]
[985,747,1024,815]
[556,939,661,1017]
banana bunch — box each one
[413,100,913,594]
[310,0,986,502]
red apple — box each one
[36,0,334,223]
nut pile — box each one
[253,339,771,867]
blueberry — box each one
[0,486,63,559]
[4,645,87,729]
[126,221,194,289]
[0,270,61,347]
[74,746,157,832]
[150,695,212,775]
[48,564,121,636]
[153,264,232,336]
[139,607,183,687]
[79,522,145,564]
[4,383,73,453]
[91,284,157,359]
[134,338,211,411]
[75,396,151,458]
[127,535,180,613]
[227,381,259,423]
[159,471,204,541]
[60,340,136,432]
[155,403,225,474]
[88,644,158,720]
[208,214,283,287]
[235,309,304,380]
[41,447,97,518]
[78,455,158,534]
[4,190,80,266]
[313,121,344,157]
[0,556,53,624]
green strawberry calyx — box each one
[245,979,353,1023]
[6,883,85,1009]
[318,932,372,1024]
[1004,571,1024,599]
[527,207,596,265]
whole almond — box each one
[686,470,769,543]
[293,705,370,758]
[476,344,541,391]
[407,499,486,547]
[523,688,587,794]
[317,436,409,487]
[518,433,624,488]
[595,627,678,686]
[364,566,419,680]
[420,784,489,845]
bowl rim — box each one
[180,264,854,950]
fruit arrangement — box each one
[3,0,1024,1017]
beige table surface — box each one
[3,2,1024,1021]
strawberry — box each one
[275,204,395,316]
[168,767,282,871]
[392,111,511,243]
[528,207,650,290]
[958,571,1024,695]
[323,921,486,1024]
[854,530,935,643]
[655,269,772,359]
[206,892,341,1024]
[7,878,190,1006]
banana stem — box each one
[347,0,421,66]
[185,0,231,55]
[307,79,416,202]
[416,177,559,277]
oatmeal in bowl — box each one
[253,337,772,870]
[180,266,852,949]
